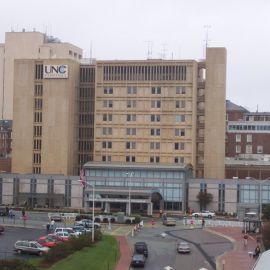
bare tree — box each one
[196,191,213,211]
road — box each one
[128,223,232,270]
[0,227,44,259]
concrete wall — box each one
[204,48,226,178]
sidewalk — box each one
[115,236,132,270]
[207,227,258,270]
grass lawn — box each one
[31,235,119,270]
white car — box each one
[54,227,80,237]
[192,210,215,218]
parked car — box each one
[192,210,215,218]
[0,206,8,216]
[177,242,191,254]
[54,227,79,237]
[73,225,91,234]
[134,242,148,258]
[37,235,61,248]
[163,217,176,226]
[49,214,62,222]
[47,234,65,242]
[130,254,146,268]
[0,225,4,234]
[75,220,101,229]
[54,231,70,241]
[14,240,49,256]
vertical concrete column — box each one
[204,47,226,179]
[147,202,153,216]
[104,202,110,213]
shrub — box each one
[134,215,141,224]
[125,219,131,224]
[0,259,37,270]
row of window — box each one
[101,141,185,150]
[102,114,186,123]
[229,124,270,131]
[103,127,185,137]
[102,100,186,109]
[103,86,186,95]
[235,145,263,154]
[103,65,187,81]
[101,155,185,164]
[235,134,252,142]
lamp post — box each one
[125,172,134,216]
[78,173,95,243]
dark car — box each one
[0,206,8,216]
[131,254,146,268]
[0,225,4,234]
[134,242,148,258]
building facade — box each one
[1,171,270,219]
[12,47,227,178]
[226,100,270,179]
[0,30,82,120]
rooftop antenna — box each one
[90,41,93,63]
[161,43,167,59]
[203,25,211,58]
[145,41,152,59]
[256,104,259,112]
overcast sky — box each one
[1,0,270,111]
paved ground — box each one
[207,227,259,270]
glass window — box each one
[247,134,252,142]
[236,134,241,142]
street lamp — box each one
[125,172,134,216]
[78,173,95,243]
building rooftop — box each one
[226,100,249,112]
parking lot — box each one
[0,227,44,259]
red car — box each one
[37,235,61,248]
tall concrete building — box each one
[11,46,226,178]
[0,30,82,120]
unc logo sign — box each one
[43,65,69,79]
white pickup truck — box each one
[192,210,215,218]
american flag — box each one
[79,169,86,188]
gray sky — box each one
[1,0,270,112]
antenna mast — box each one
[203,25,211,57]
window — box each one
[104,87,113,94]
[150,156,160,163]
[150,128,160,136]
[126,128,136,135]
[102,156,111,162]
[30,178,37,193]
[102,141,112,149]
[151,100,161,108]
[151,86,161,94]
[127,100,136,108]
[150,115,160,122]
[34,98,43,110]
[126,156,136,162]
[174,157,184,164]
[47,178,54,194]
[176,115,185,122]
[127,114,136,121]
[175,128,185,136]
[126,142,136,149]
[102,127,112,135]
[103,114,112,121]
[176,100,185,109]
[150,142,160,149]
[257,145,263,154]
[127,86,137,94]
[247,134,252,143]
[236,145,241,154]
[175,143,185,150]
[236,134,241,142]
[33,139,42,150]
[103,100,113,108]
[176,86,186,94]
[246,145,252,154]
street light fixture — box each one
[125,172,134,216]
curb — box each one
[205,228,236,270]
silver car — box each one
[14,240,49,256]
[177,242,191,254]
